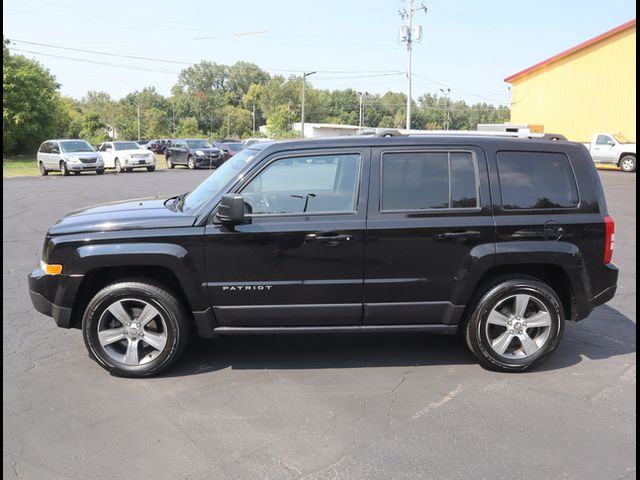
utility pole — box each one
[440,87,451,130]
[171,104,175,136]
[301,71,316,138]
[137,103,141,141]
[252,105,256,135]
[399,1,427,130]
[358,92,368,132]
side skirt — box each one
[212,324,458,335]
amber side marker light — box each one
[40,261,63,275]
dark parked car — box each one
[28,134,618,377]
[164,139,225,169]
[144,139,169,154]
[214,141,246,160]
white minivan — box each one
[97,141,156,173]
[37,139,104,176]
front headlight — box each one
[66,157,80,163]
[195,150,205,156]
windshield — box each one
[186,139,213,148]
[114,142,142,150]
[613,134,633,144]
[182,147,262,211]
[60,140,95,152]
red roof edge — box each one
[504,19,636,83]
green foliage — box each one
[3,39,67,155]
[3,46,512,154]
[176,117,201,137]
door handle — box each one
[434,231,481,242]
[305,233,353,245]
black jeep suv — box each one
[164,138,225,169]
[28,135,618,376]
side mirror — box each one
[216,194,245,224]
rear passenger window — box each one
[381,151,478,211]
[497,151,579,210]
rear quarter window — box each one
[497,151,579,210]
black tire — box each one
[187,156,196,170]
[60,161,70,176]
[620,155,636,173]
[96,169,105,175]
[39,162,48,176]
[73,171,80,175]
[463,277,564,372]
[146,166,156,172]
[125,168,133,173]
[166,157,174,169]
[82,281,191,377]
[115,159,123,173]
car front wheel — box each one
[620,155,636,173]
[187,156,196,169]
[115,159,123,173]
[82,282,191,377]
[60,162,70,176]
[464,277,564,372]
[146,166,156,172]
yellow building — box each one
[505,19,636,142]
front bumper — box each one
[195,156,225,168]
[69,163,102,171]
[28,268,83,328]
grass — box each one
[3,154,170,178]
[3,156,39,178]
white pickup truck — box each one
[583,133,636,172]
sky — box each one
[3,0,636,106]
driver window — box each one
[596,135,613,145]
[241,154,361,215]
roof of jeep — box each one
[261,135,584,152]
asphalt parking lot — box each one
[3,168,636,480]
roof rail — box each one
[363,128,568,141]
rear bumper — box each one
[573,263,619,320]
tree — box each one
[3,38,67,155]
[176,117,201,137]
[79,112,108,145]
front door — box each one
[591,134,617,163]
[364,146,495,325]
[203,148,370,327]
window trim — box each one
[235,150,364,218]
[496,150,581,211]
[379,149,481,214]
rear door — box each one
[203,147,370,327]
[364,145,495,325]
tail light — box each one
[603,215,615,263]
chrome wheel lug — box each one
[509,329,515,334]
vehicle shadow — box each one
[160,305,635,378]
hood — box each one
[48,197,197,235]
[191,147,223,154]
[111,149,153,156]
[64,151,100,158]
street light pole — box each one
[440,88,451,130]
[301,71,316,138]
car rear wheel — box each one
[166,157,174,169]
[187,156,196,170]
[60,162,70,176]
[115,159,123,173]
[96,169,105,175]
[82,282,191,377]
[39,162,48,176]
[463,277,564,372]
[620,155,636,173]
[146,166,156,172]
